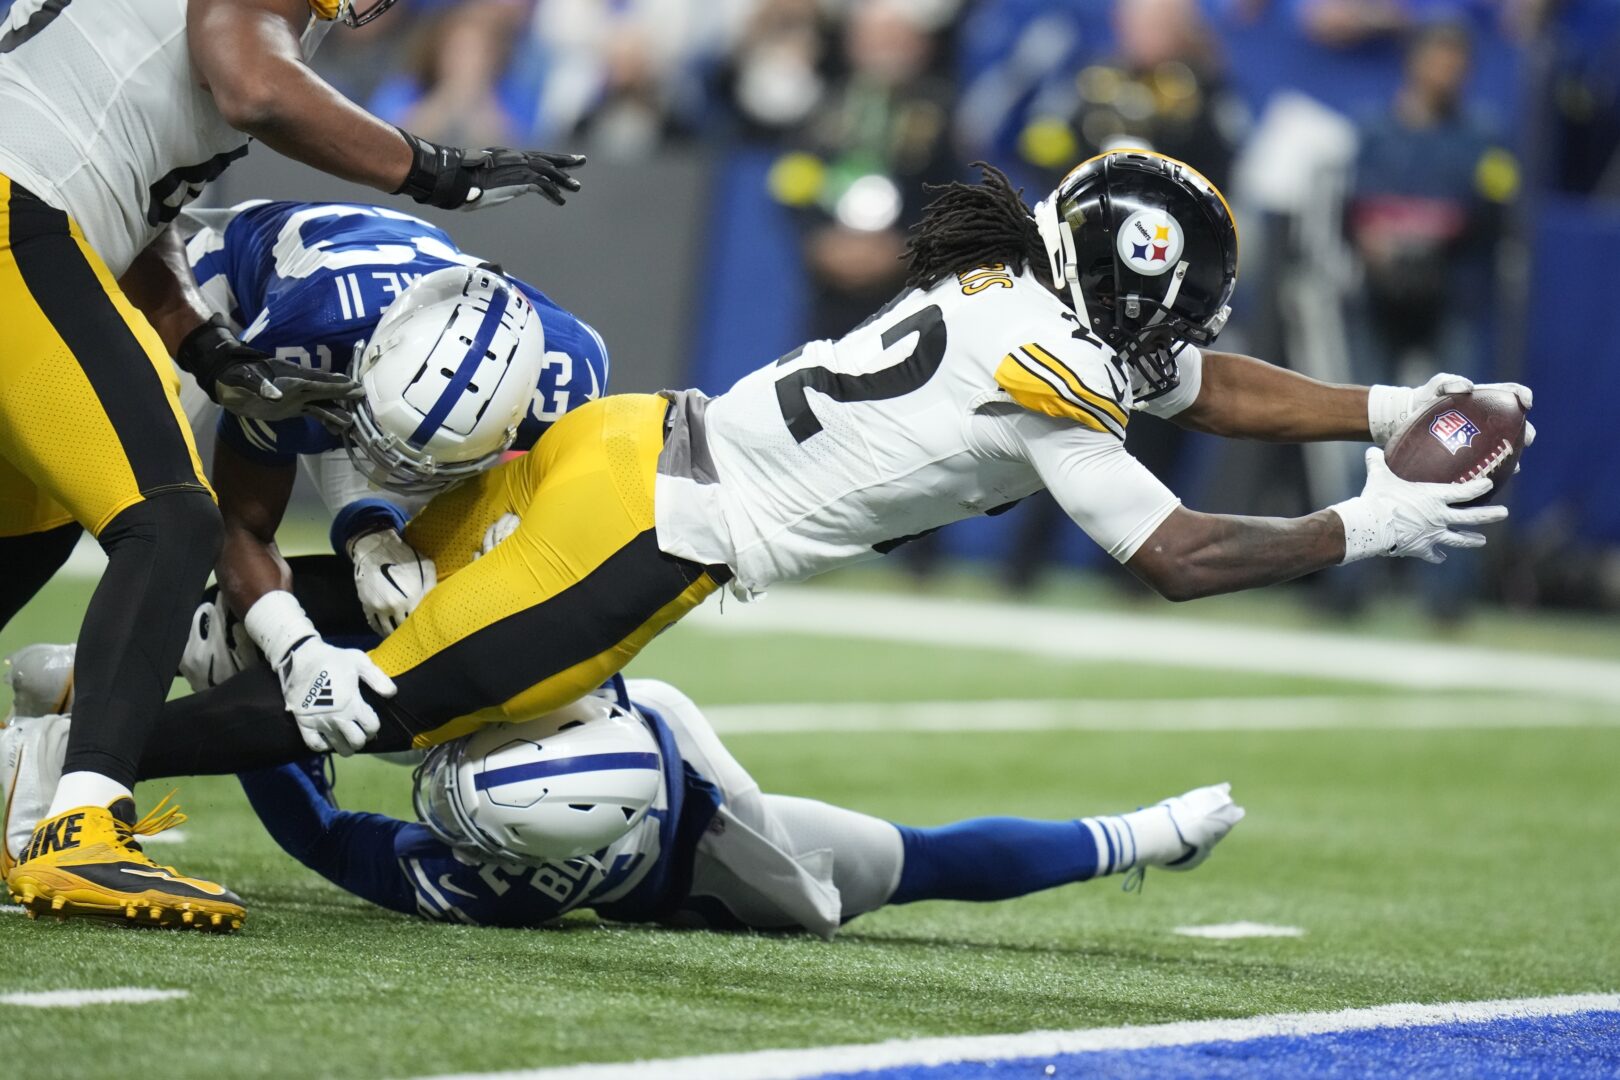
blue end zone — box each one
[815,1010,1620,1080]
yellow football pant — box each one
[372,394,728,748]
[0,174,210,540]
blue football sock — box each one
[890,813,1143,905]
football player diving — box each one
[0,0,584,931]
[30,152,1536,825]
[2,650,1244,935]
[171,200,609,707]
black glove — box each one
[395,129,585,211]
[178,315,362,424]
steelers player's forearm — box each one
[118,227,215,356]
[1174,351,1372,443]
[1125,505,1345,602]
[188,0,414,193]
[212,438,298,619]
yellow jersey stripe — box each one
[1020,343,1129,426]
[993,354,1117,437]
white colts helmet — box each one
[347,265,546,495]
[412,695,663,866]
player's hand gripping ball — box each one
[1383,388,1528,505]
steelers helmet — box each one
[1033,150,1238,395]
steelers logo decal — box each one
[1117,209,1185,276]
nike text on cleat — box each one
[7,796,246,933]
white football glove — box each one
[178,596,262,692]
[244,591,397,755]
[1368,374,1535,454]
[348,528,437,636]
[476,513,521,559]
[1331,447,1509,565]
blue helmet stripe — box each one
[407,283,510,448]
[473,751,660,791]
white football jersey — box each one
[0,0,331,276]
[657,266,1197,594]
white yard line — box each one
[0,988,188,1008]
[1173,922,1307,939]
[703,695,1615,734]
[409,993,1620,1080]
[0,905,21,916]
[56,543,1619,704]
[688,589,1620,704]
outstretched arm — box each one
[1125,504,1346,601]
[188,0,413,191]
[121,227,359,418]
[237,762,420,915]
[189,0,584,209]
[1008,412,1506,603]
[1167,349,1533,447]
[1173,350,1371,442]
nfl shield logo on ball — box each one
[1428,410,1481,455]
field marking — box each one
[0,988,188,1008]
[1173,922,1306,940]
[0,905,20,916]
[687,588,1620,704]
[703,695,1616,734]
[412,994,1620,1080]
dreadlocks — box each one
[903,162,1050,291]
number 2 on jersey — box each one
[774,304,947,443]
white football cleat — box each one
[3,643,75,723]
[1146,782,1245,872]
[1,710,71,878]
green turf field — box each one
[1,563,1616,1078]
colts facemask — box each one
[1033,150,1239,398]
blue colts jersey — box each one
[187,200,610,467]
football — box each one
[1383,389,1527,504]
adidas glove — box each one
[396,130,585,211]
[178,315,361,424]
[1368,374,1536,455]
[244,591,396,755]
[348,528,436,636]
[1330,447,1509,565]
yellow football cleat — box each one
[6,793,245,933]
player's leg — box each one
[693,784,1247,934]
[0,522,83,627]
[379,394,728,748]
[0,177,240,929]
[135,395,727,781]
[885,784,1246,908]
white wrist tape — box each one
[1366,384,1413,447]
[243,590,319,663]
[1328,497,1388,564]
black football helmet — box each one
[1033,150,1238,397]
